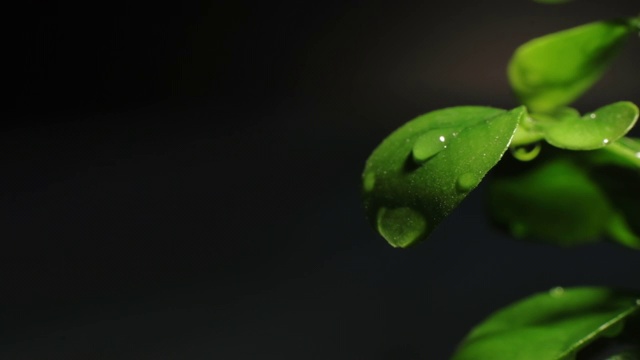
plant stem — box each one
[602,140,640,168]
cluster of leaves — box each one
[361,13,640,360]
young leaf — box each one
[541,102,639,150]
[451,287,640,360]
[508,19,634,113]
[362,106,525,248]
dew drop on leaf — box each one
[456,172,480,193]
[363,172,376,192]
[412,129,450,163]
[549,286,565,298]
[510,222,528,238]
[376,207,428,248]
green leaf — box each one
[451,287,640,360]
[508,19,634,113]
[489,144,640,249]
[541,102,639,150]
[362,106,525,248]
[489,155,614,246]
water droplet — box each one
[376,207,428,248]
[589,113,597,119]
[511,143,541,162]
[603,138,610,145]
[635,152,640,159]
[549,286,565,298]
[456,172,480,193]
[412,130,450,163]
[511,222,527,238]
[363,172,376,192]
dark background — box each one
[2,1,640,359]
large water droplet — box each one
[456,172,480,193]
[511,143,541,162]
[549,286,565,298]
[412,130,448,163]
[363,172,376,192]
[376,207,427,248]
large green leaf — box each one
[488,142,640,249]
[508,19,634,113]
[362,106,525,248]
[452,287,640,360]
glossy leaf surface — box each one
[489,144,640,249]
[508,19,633,113]
[362,106,524,248]
[452,287,640,360]
[542,102,639,150]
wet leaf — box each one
[508,19,634,113]
[542,102,639,150]
[362,106,525,248]
[452,287,640,360]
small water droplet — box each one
[511,143,541,162]
[456,172,480,193]
[412,130,448,163]
[363,172,376,192]
[635,152,640,159]
[636,299,640,306]
[589,113,597,119]
[511,222,527,238]
[603,138,610,145]
[549,286,565,298]
[376,207,428,248]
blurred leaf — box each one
[489,155,613,246]
[541,102,639,150]
[508,19,634,113]
[451,287,640,360]
[362,106,525,248]
[489,143,640,249]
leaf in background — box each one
[451,287,640,360]
[489,143,640,249]
[508,19,634,113]
[541,102,639,150]
[362,106,525,248]
[489,156,613,246]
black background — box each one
[3,1,640,359]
